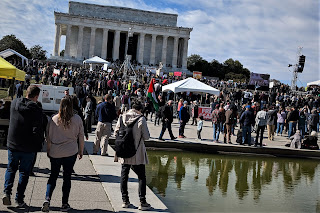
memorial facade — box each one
[52,1,192,69]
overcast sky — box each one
[0,0,319,86]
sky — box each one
[0,0,319,86]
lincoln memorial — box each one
[51,1,193,70]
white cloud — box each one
[0,0,318,86]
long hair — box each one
[58,97,74,130]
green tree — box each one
[60,49,65,57]
[187,54,203,68]
[30,45,47,60]
[0,34,30,58]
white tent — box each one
[307,80,320,86]
[0,49,28,67]
[162,77,220,95]
[83,56,109,64]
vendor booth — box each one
[83,56,110,71]
[307,80,320,87]
[0,57,26,81]
[162,77,220,119]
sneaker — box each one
[178,135,184,138]
[61,203,71,212]
[41,200,50,212]
[139,202,151,211]
[2,194,11,205]
[122,201,130,208]
[170,137,177,140]
[14,200,26,208]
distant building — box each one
[52,1,192,70]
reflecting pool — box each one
[146,150,320,212]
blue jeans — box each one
[213,123,220,141]
[45,154,77,204]
[242,125,252,145]
[276,123,284,135]
[288,122,297,138]
[4,150,35,202]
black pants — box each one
[255,125,265,146]
[197,130,202,139]
[85,116,92,133]
[191,117,197,125]
[154,116,160,126]
[179,121,186,136]
[121,164,146,203]
[159,121,175,139]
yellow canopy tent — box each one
[0,57,26,81]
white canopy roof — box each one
[307,80,320,86]
[0,49,28,66]
[162,77,220,95]
[83,56,109,64]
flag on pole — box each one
[147,78,159,111]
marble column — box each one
[101,28,109,59]
[113,30,120,61]
[182,37,189,69]
[138,33,145,64]
[76,26,84,59]
[149,34,157,65]
[64,24,72,58]
[172,36,179,68]
[161,35,168,67]
[89,27,96,57]
[53,24,61,56]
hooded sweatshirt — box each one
[114,109,150,165]
[7,97,45,152]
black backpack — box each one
[115,115,143,158]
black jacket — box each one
[7,98,45,152]
[161,104,174,123]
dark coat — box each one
[7,98,45,152]
[239,110,254,126]
[161,104,174,123]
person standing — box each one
[2,85,44,207]
[266,106,277,141]
[287,106,299,138]
[276,108,286,136]
[255,107,267,147]
[114,100,151,211]
[308,109,319,134]
[84,96,93,133]
[239,105,254,145]
[191,101,199,126]
[158,100,176,141]
[212,104,220,142]
[179,101,190,138]
[94,94,117,156]
[41,97,84,212]
[224,108,234,144]
[197,116,204,140]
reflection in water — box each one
[146,151,320,212]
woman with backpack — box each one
[114,99,151,211]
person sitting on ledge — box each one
[301,131,319,150]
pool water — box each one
[146,150,320,212]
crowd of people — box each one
[1,59,320,211]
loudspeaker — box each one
[297,55,306,73]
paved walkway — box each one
[0,130,169,213]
